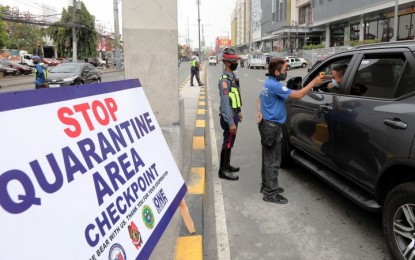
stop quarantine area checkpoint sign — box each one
[0,79,187,260]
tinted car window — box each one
[395,61,415,98]
[351,54,405,99]
[50,63,82,73]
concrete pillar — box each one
[325,24,331,47]
[123,0,181,167]
[360,17,365,41]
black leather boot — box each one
[218,149,239,181]
[228,149,240,172]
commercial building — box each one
[231,0,415,53]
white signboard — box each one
[0,79,187,260]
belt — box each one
[263,119,280,126]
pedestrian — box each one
[257,57,323,203]
[190,52,203,86]
[32,55,48,89]
[218,47,242,181]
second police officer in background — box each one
[217,47,242,181]
[190,52,204,87]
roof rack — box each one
[354,40,415,49]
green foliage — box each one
[0,6,7,49]
[1,6,45,52]
[346,39,381,47]
[303,44,325,50]
[48,2,97,59]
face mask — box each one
[332,78,340,88]
[276,72,287,81]
[230,62,238,71]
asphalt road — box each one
[204,64,392,260]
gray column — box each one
[360,17,364,41]
[325,25,330,48]
[123,0,181,166]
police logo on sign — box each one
[152,188,168,213]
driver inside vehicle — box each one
[326,63,348,93]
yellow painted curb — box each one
[195,120,205,128]
[175,235,203,260]
[193,136,205,150]
[198,101,205,106]
[187,167,205,195]
[197,109,205,115]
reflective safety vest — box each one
[220,74,242,110]
[191,59,197,67]
[34,65,48,79]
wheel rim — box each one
[393,203,415,259]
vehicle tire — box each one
[302,63,306,68]
[383,182,415,260]
[280,123,293,168]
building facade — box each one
[231,0,415,53]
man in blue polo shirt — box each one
[257,57,323,204]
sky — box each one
[2,0,236,48]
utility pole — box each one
[113,0,121,69]
[197,0,201,59]
[393,0,398,41]
[72,0,77,62]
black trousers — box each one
[190,67,201,85]
[258,120,282,198]
[220,113,239,150]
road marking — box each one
[207,83,231,260]
[258,79,265,82]
[175,235,203,260]
[243,74,249,77]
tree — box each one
[48,2,97,59]
[0,6,45,52]
[0,6,8,49]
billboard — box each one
[0,79,186,259]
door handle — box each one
[384,118,407,129]
[319,104,333,111]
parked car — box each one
[283,40,415,260]
[41,58,58,66]
[0,60,33,75]
[285,56,308,67]
[283,57,302,70]
[247,52,266,69]
[209,56,218,66]
[0,64,20,76]
[46,62,102,87]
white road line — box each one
[258,79,265,82]
[207,83,231,260]
[243,74,249,77]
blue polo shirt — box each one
[259,76,292,124]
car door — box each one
[331,49,415,189]
[288,54,356,167]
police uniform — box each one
[190,54,202,86]
[217,56,242,180]
[218,71,242,149]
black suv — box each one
[284,41,415,260]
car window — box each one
[50,64,81,73]
[307,56,352,93]
[350,54,405,99]
[394,61,415,98]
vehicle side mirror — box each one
[287,77,302,90]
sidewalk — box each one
[150,66,207,260]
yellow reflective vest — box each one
[220,74,242,110]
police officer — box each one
[190,52,203,86]
[218,47,242,181]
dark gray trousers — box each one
[258,120,282,198]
